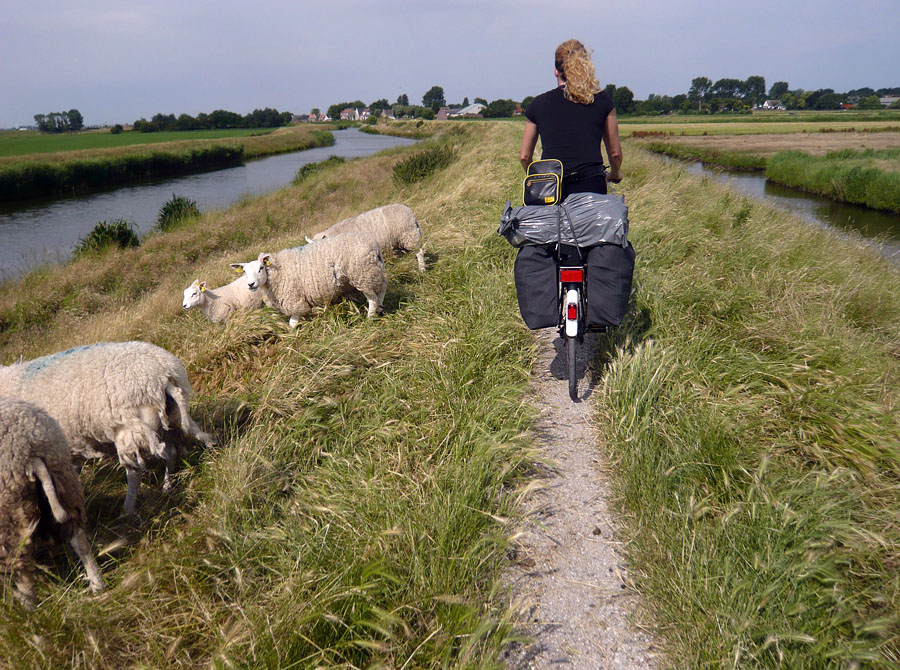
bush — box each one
[392,145,456,185]
[156,194,201,231]
[72,220,140,259]
[110,124,124,134]
[293,155,346,185]
[366,115,378,125]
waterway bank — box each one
[0,128,416,280]
[657,154,900,263]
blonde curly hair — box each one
[554,39,601,105]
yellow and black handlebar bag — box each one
[523,159,563,206]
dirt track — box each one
[503,330,659,669]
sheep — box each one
[1,397,105,608]
[0,341,215,516]
[182,277,264,323]
[230,232,387,328]
[307,203,426,273]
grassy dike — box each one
[599,149,900,666]
[2,120,899,668]
[766,148,900,213]
[0,122,536,669]
[0,126,335,201]
[642,140,767,170]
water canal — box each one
[0,128,416,280]
[671,158,900,263]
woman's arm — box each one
[603,110,623,182]
[520,120,539,172]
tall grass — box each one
[3,121,900,668]
[596,147,900,667]
[766,148,900,213]
[0,123,534,668]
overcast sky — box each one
[1,0,897,128]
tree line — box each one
[132,107,293,132]
[34,109,84,133]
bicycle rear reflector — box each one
[567,302,578,320]
[559,268,584,283]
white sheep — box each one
[230,233,387,328]
[307,203,426,272]
[0,397,105,608]
[0,342,215,516]
[182,277,264,323]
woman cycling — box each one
[512,39,632,336]
[520,38,623,195]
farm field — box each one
[0,120,899,668]
[0,127,279,158]
[631,130,900,158]
[631,122,900,212]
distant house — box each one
[514,103,523,116]
[436,107,452,120]
[448,103,486,118]
[880,96,900,107]
[380,108,395,119]
[760,100,786,110]
[840,103,855,110]
[340,108,361,121]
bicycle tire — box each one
[567,335,578,401]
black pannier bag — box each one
[500,192,634,330]
[585,241,635,328]
[514,244,559,329]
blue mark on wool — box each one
[23,343,112,378]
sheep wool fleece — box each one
[315,203,422,255]
[0,341,202,469]
[263,233,386,320]
[0,397,85,573]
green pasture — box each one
[0,127,276,158]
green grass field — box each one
[0,128,276,158]
[1,119,899,668]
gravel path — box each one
[503,329,660,669]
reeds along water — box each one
[766,148,900,213]
[0,128,336,202]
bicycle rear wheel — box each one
[567,335,578,401]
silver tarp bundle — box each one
[498,192,629,248]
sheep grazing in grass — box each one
[231,232,387,328]
[0,342,215,516]
[0,397,105,608]
[182,277,264,323]
[307,203,426,273]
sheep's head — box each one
[182,279,206,310]
[230,254,272,292]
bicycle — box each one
[557,177,619,401]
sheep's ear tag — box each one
[264,259,272,267]
[200,285,206,292]
[232,265,242,274]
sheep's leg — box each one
[28,458,69,523]
[69,528,106,593]
[14,569,36,610]
[365,274,388,318]
[416,246,426,273]
[166,382,216,448]
[162,442,177,492]
[123,466,141,516]
[288,316,301,329]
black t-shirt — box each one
[524,87,615,174]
